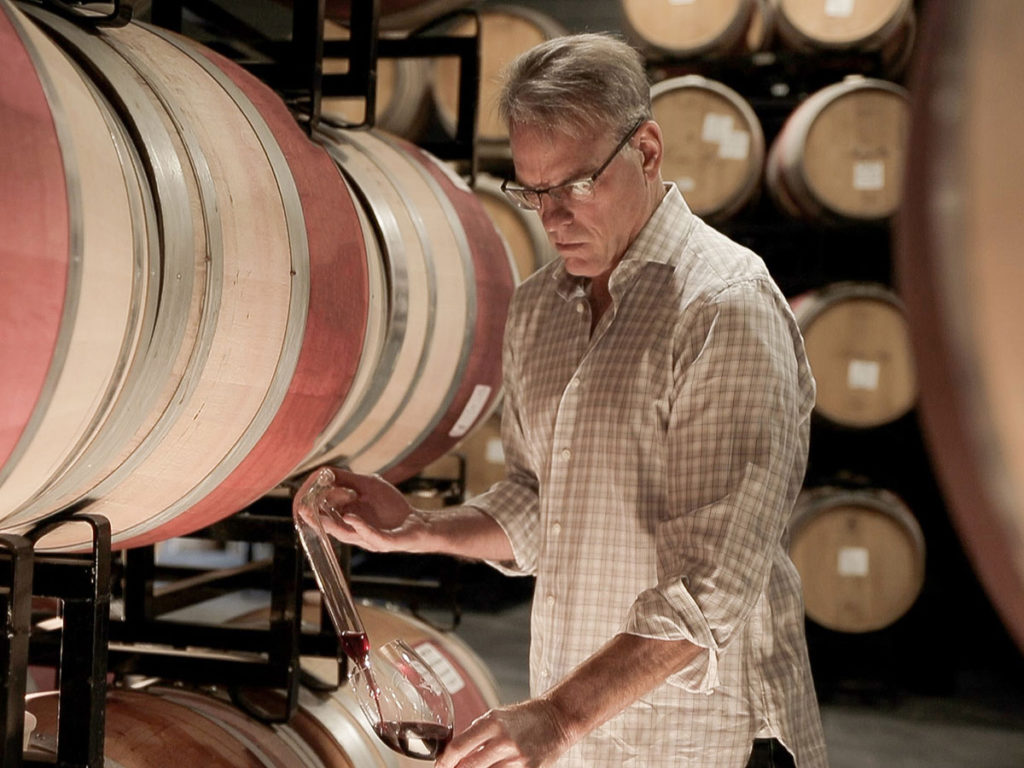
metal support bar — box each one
[108,504,334,722]
[20,511,112,768]
[0,534,33,768]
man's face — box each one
[508,122,655,282]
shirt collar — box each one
[550,183,694,301]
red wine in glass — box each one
[374,720,453,760]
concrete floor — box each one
[443,600,1024,768]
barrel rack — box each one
[148,0,481,168]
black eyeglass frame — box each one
[500,117,647,211]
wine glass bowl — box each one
[348,639,455,761]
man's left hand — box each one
[436,699,571,768]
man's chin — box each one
[560,253,595,277]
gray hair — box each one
[497,32,652,140]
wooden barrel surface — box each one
[231,599,501,766]
[773,0,912,51]
[790,282,916,428]
[0,6,369,551]
[306,127,513,482]
[790,486,925,633]
[766,76,908,222]
[620,0,758,58]
[894,0,1024,651]
[25,688,323,767]
[1,4,511,551]
[651,74,764,221]
[0,2,70,475]
[123,34,369,550]
[431,5,567,145]
[0,6,153,537]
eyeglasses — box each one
[501,118,646,211]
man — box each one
[302,32,828,768]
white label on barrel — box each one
[837,546,870,577]
[825,0,856,18]
[853,160,885,191]
[719,129,750,160]
[847,359,880,391]
[702,113,733,144]
[449,385,492,438]
[414,641,466,694]
[486,437,505,464]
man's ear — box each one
[636,120,664,177]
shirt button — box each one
[575,302,585,314]
[551,522,562,535]
[560,448,571,461]
[570,377,580,389]
[546,594,555,607]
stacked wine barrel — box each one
[0,0,515,552]
[24,603,502,766]
[895,0,1024,654]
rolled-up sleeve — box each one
[624,280,810,693]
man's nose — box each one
[539,194,572,230]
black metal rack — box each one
[147,0,481,168]
[1,507,111,768]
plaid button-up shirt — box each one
[468,185,828,767]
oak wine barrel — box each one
[771,0,913,52]
[765,76,909,222]
[894,0,1024,652]
[302,125,515,482]
[620,0,763,59]
[26,688,326,767]
[651,74,765,221]
[230,600,502,766]
[0,4,368,551]
[0,3,513,550]
[790,282,916,429]
[790,486,925,633]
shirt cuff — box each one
[463,481,539,576]
[623,581,721,694]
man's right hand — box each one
[294,467,434,553]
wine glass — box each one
[348,638,455,761]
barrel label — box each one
[847,359,880,391]
[853,160,886,191]
[485,437,505,465]
[837,546,870,577]
[702,113,749,160]
[449,384,492,438]
[825,0,856,18]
